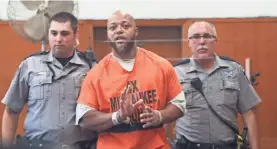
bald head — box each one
[106,11,138,59]
[107,11,136,27]
[188,21,217,38]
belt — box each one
[187,142,236,149]
[176,135,236,149]
[105,123,163,133]
[14,135,73,149]
[14,135,97,149]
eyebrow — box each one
[50,30,70,32]
[108,20,131,25]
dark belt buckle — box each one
[62,144,70,149]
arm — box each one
[162,101,183,140]
[79,109,114,131]
[163,91,186,140]
[236,65,261,149]
[2,106,20,148]
[140,92,185,128]
[242,107,259,149]
[164,122,176,140]
[160,91,185,123]
[1,61,28,148]
[160,104,183,123]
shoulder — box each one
[140,48,172,67]
[24,50,49,60]
[173,59,190,67]
[218,56,245,72]
[76,49,98,63]
[20,50,49,69]
[85,54,112,81]
[139,48,176,74]
[218,56,249,84]
[219,56,237,63]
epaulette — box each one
[174,59,190,67]
[219,56,236,62]
[219,56,243,66]
[76,49,98,69]
[25,50,49,60]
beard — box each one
[108,36,135,56]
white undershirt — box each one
[111,53,135,72]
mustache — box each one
[197,45,208,50]
[54,44,65,47]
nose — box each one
[199,37,205,43]
[115,26,124,34]
[55,34,62,43]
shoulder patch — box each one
[25,50,49,59]
[76,49,98,69]
[174,59,190,67]
[220,56,248,79]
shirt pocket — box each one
[29,72,52,101]
[74,74,86,99]
[220,79,240,107]
[180,78,197,106]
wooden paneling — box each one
[0,18,276,148]
[136,26,182,64]
[93,27,110,60]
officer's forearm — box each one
[79,109,114,131]
[243,108,259,149]
[2,106,20,148]
[160,104,183,124]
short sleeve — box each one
[1,61,29,112]
[165,63,183,103]
[237,67,262,114]
[77,72,99,110]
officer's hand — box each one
[140,106,162,128]
[119,85,144,120]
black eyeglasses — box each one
[189,33,216,40]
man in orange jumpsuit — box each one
[75,11,186,149]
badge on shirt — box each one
[223,68,233,77]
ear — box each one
[187,39,191,47]
[75,28,79,39]
[75,28,79,47]
[135,27,138,37]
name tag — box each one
[37,71,47,75]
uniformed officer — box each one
[173,21,261,149]
[1,12,97,149]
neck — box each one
[113,46,138,60]
[53,48,74,58]
[195,56,215,72]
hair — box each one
[187,21,217,38]
[49,12,78,33]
